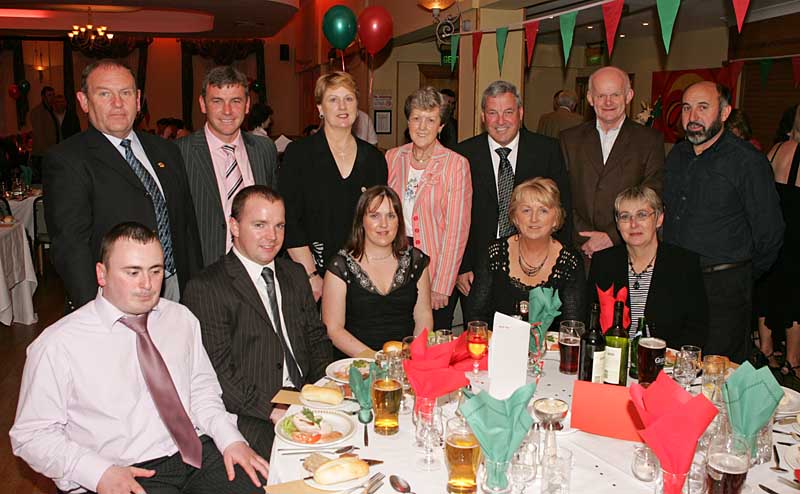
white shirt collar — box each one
[102,130,138,149]
[595,115,625,135]
[95,287,162,332]
[232,247,276,284]
[487,131,520,154]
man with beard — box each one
[663,81,784,363]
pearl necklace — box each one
[366,252,392,262]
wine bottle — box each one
[578,303,605,383]
[518,300,529,323]
[604,301,630,386]
[629,317,645,380]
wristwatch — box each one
[307,269,320,279]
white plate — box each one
[778,387,800,416]
[325,358,374,384]
[784,444,800,470]
[275,409,356,448]
[304,473,370,491]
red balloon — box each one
[358,6,393,56]
[7,84,20,100]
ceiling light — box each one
[587,25,594,29]
[619,34,626,38]
[642,22,649,26]
[67,6,114,50]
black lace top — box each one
[327,247,429,357]
[470,237,587,327]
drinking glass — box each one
[680,345,703,378]
[371,376,402,435]
[386,352,412,415]
[467,321,489,376]
[706,436,749,494]
[673,351,698,391]
[558,321,583,375]
[631,444,659,482]
[481,459,511,493]
[445,416,482,494]
[437,329,455,344]
[540,447,572,494]
[416,405,443,470]
[510,440,537,493]
[702,355,728,405]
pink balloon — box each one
[358,6,393,56]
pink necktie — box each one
[119,313,203,468]
[222,144,243,203]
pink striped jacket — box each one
[386,141,472,296]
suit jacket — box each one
[59,108,82,140]
[560,118,664,248]
[177,130,278,267]
[456,128,572,276]
[182,253,333,458]
[586,243,708,349]
[30,103,58,156]
[43,126,203,308]
[536,109,584,139]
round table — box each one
[266,356,791,493]
[0,221,38,325]
[8,193,39,239]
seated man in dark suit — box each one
[183,185,333,459]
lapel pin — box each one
[157,162,166,168]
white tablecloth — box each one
[8,194,37,238]
[0,222,38,325]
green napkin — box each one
[722,361,782,454]
[349,362,379,423]
[459,383,536,490]
[528,287,562,353]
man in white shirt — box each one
[10,222,269,494]
[182,185,333,458]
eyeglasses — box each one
[616,210,656,223]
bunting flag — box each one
[602,0,625,56]
[524,21,540,67]
[792,56,800,88]
[656,0,681,54]
[450,34,460,71]
[496,27,509,73]
[732,0,750,33]
[559,12,578,64]
[759,58,773,87]
[472,31,483,69]
[725,60,745,88]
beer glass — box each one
[706,436,750,494]
[558,321,583,375]
[637,337,666,385]
[702,355,728,404]
[371,377,402,435]
[540,447,572,494]
[437,329,455,344]
[445,417,482,494]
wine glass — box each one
[416,406,443,471]
[467,321,489,376]
[681,345,703,378]
[510,440,537,493]
[673,351,697,391]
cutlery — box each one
[364,422,369,447]
[774,430,793,435]
[773,444,790,472]
[776,416,797,425]
[778,441,796,447]
[760,484,781,494]
[279,445,358,455]
[389,474,417,493]
[367,480,384,494]
[778,477,800,490]
[342,472,385,494]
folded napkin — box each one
[459,383,536,491]
[404,330,471,401]
[528,287,562,353]
[349,363,376,424]
[264,480,330,494]
[596,284,631,333]
[629,371,717,494]
[723,361,782,454]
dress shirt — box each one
[205,124,255,252]
[596,116,624,164]
[662,130,784,277]
[104,131,164,195]
[232,247,301,387]
[488,132,520,238]
[10,292,244,493]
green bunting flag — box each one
[559,12,577,65]
[450,34,460,71]
[656,0,681,53]
[496,27,509,73]
[759,59,774,87]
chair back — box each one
[34,196,48,242]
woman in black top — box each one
[322,186,433,358]
[471,178,586,327]
[280,72,388,300]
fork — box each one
[342,472,385,494]
[772,444,789,472]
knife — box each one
[778,477,800,490]
[364,423,369,447]
[760,484,783,494]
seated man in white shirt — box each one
[10,222,269,494]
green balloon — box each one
[322,5,357,50]
[18,80,31,94]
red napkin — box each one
[596,284,631,333]
[403,329,481,399]
[629,371,718,494]
[795,469,800,482]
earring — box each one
[319,113,324,120]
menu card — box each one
[489,312,530,399]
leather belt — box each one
[701,260,751,274]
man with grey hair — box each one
[561,65,664,263]
[455,80,571,319]
[537,89,583,139]
[177,65,278,267]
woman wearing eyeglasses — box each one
[587,185,707,348]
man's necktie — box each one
[120,139,176,276]
[222,144,243,203]
[261,266,304,388]
[495,147,516,237]
[119,313,203,469]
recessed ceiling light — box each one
[548,16,554,19]
[619,34,626,38]
[587,25,594,29]
[642,22,649,26]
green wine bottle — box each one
[604,301,629,386]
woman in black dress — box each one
[280,72,388,301]
[471,177,586,327]
[322,186,433,357]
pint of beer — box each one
[706,437,749,494]
[637,337,667,385]
[372,377,402,435]
[445,417,482,494]
[559,321,584,375]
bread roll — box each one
[383,340,403,354]
[313,457,369,485]
[301,384,344,405]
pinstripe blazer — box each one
[387,141,472,296]
[182,252,333,458]
[177,130,278,267]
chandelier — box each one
[67,7,114,49]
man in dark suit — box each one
[560,66,664,261]
[43,59,202,310]
[177,66,278,267]
[53,93,82,140]
[455,80,571,318]
[182,185,333,459]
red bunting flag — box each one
[727,60,744,87]
[732,0,750,33]
[524,21,540,67]
[472,31,483,69]
[602,0,625,56]
[792,56,800,88]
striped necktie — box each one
[222,144,243,203]
[496,147,516,237]
[261,266,304,388]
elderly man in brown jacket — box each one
[560,66,664,261]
